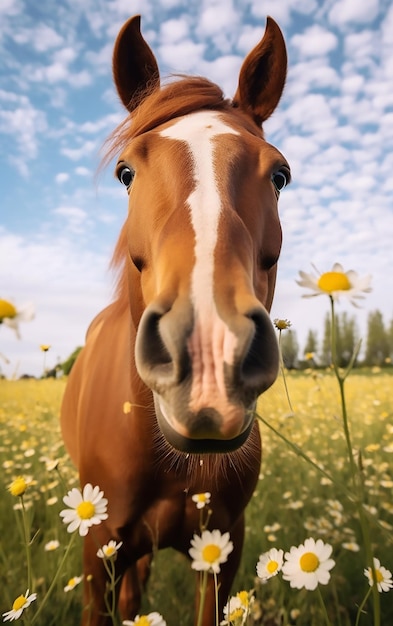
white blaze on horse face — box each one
[160,112,242,422]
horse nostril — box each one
[135,302,192,388]
[136,309,173,380]
[241,309,279,391]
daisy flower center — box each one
[229,608,244,621]
[76,501,95,519]
[12,595,28,611]
[375,569,384,583]
[104,546,116,557]
[267,560,279,574]
[136,617,150,626]
[318,271,351,293]
[202,544,221,563]
[299,552,320,572]
[0,299,17,320]
[237,591,249,605]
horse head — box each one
[111,15,289,454]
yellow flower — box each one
[297,263,372,306]
[0,299,35,338]
[8,476,28,497]
[40,344,51,352]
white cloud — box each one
[0,94,47,165]
[75,166,90,176]
[53,206,89,233]
[61,140,98,161]
[56,172,70,184]
[159,17,191,43]
[12,23,64,52]
[0,0,22,17]
[158,40,206,72]
[0,229,113,378]
[291,24,338,57]
[328,0,380,27]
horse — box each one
[61,14,289,625]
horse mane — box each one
[106,76,234,307]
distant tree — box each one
[280,329,299,369]
[320,311,358,367]
[304,329,318,358]
[338,312,359,367]
[388,317,393,362]
[364,310,389,366]
[321,313,332,366]
[61,346,83,376]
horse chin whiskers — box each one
[152,414,260,490]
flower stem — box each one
[21,495,33,593]
[31,532,77,624]
[355,586,372,626]
[277,329,294,413]
[316,586,333,626]
[329,296,380,626]
[196,570,208,626]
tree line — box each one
[280,309,393,369]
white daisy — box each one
[2,589,37,621]
[59,483,108,536]
[44,539,60,551]
[191,492,211,509]
[189,529,234,574]
[282,538,335,590]
[64,575,83,592]
[364,558,393,592]
[122,611,167,625]
[0,299,35,339]
[221,590,254,625]
[256,548,284,581]
[97,540,123,560]
[297,263,372,306]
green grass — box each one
[1,372,392,625]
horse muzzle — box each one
[135,297,279,453]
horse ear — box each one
[113,15,160,112]
[233,17,287,126]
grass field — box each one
[1,370,392,625]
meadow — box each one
[1,370,392,625]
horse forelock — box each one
[104,76,229,164]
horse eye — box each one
[271,168,290,193]
[117,165,135,188]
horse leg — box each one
[194,515,245,626]
[118,554,153,621]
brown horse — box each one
[61,14,289,626]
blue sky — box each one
[1,0,392,377]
